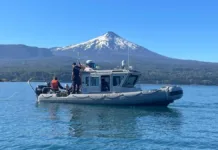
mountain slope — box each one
[0,44,53,59]
[52,31,168,60]
[55,31,143,51]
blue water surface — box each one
[0,83,218,150]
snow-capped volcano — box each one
[54,31,145,52]
[52,31,168,61]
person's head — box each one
[53,76,57,80]
[65,84,69,89]
[72,62,76,66]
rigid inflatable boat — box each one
[34,60,183,106]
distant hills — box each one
[1,32,218,84]
[0,32,169,61]
[51,32,218,66]
[0,44,52,59]
[1,31,215,66]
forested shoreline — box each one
[1,67,217,85]
[1,57,218,85]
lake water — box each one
[0,83,217,150]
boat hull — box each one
[37,86,183,106]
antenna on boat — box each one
[121,48,131,70]
[77,52,80,64]
[128,48,133,70]
[127,48,133,70]
[121,60,125,69]
[128,48,130,69]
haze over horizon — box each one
[0,0,217,62]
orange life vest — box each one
[51,79,58,90]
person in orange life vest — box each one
[50,76,64,91]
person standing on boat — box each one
[50,76,64,92]
[72,62,81,94]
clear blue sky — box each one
[0,0,217,62]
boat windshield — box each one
[123,75,139,87]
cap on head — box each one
[73,62,76,66]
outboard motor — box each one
[35,84,50,96]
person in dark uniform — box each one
[72,62,81,94]
[101,78,110,91]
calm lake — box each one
[0,83,217,149]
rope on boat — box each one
[141,90,160,95]
[88,94,105,100]
[87,93,126,100]
[41,95,53,98]
[39,90,167,101]
[71,94,89,98]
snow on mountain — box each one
[52,31,170,62]
[53,31,145,52]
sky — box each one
[0,0,217,62]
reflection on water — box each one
[36,103,182,139]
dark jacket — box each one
[72,65,81,80]
[101,80,110,91]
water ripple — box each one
[1,83,218,149]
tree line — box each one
[1,64,218,85]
